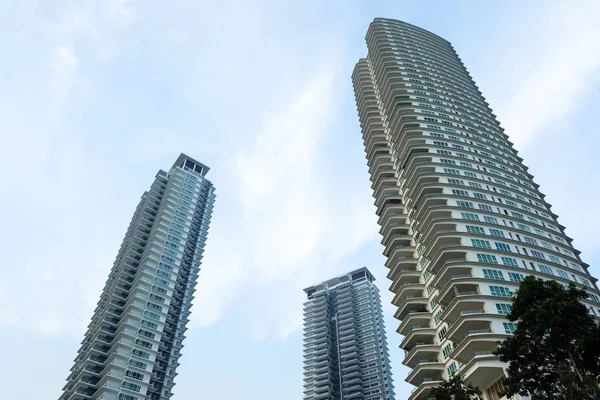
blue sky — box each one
[2,1,600,399]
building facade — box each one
[303,268,395,400]
[60,154,215,400]
[352,18,600,400]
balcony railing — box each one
[450,274,472,279]
[456,291,479,296]
[460,309,485,316]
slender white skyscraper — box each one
[60,154,215,400]
[303,268,395,400]
[352,18,600,400]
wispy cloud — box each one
[51,45,79,119]
[192,64,379,338]
[491,0,600,149]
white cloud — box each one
[494,0,600,149]
[190,65,380,338]
[107,0,135,26]
[51,45,79,118]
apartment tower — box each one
[352,18,600,400]
[60,154,215,400]
[303,267,395,400]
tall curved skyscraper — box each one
[59,154,215,400]
[352,18,600,400]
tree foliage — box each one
[430,375,482,400]
[494,276,600,399]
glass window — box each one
[156,270,171,279]
[531,250,545,260]
[131,349,150,359]
[125,370,145,381]
[557,270,570,280]
[443,344,453,358]
[508,272,524,282]
[496,303,512,315]
[118,394,138,400]
[518,224,531,232]
[122,381,142,393]
[489,229,505,238]
[154,277,170,287]
[501,257,519,267]
[484,216,499,224]
[479,204,493,212]
[134,339,152,349]
[472,239,491,249]
[495,242,511,252]
[448,362,458,376]
[588,293,600,303]
[444,168,460,175]
[143,311,160,321]
[581,279,592,287]
[548,255,561,264]
[461,212,480,221]
[538,265,554,275]
[466,225,485,234]
[503,322,518,334]
[452,189,470,197]
[477,253,498,264]
[490,286,511,297]
[141,320,158,330]
[483,269,505,281]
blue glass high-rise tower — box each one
[60,154,215,400]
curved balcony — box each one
[414,209,453,245]
[368,152,394,179]
[397,311,432,336]
[437,280,480,306]
[395,297,428,320]
[432,265,473,290]
[403,155,435,189]
[375,186,403,211]
[421,222,457,247]
[428,245,467,274]
[451,331,508,365]
[423,233,462,262]
[401,327,436,351]
[366,141,391,167]
[387,258,419,282]
[413,187,446,217]
[390,270,421,291]
[461,353,507,393]
[392,282,424,306]
[374,179,400,203]
[442,298,486,327]
[403,343,440,368]
[408,379,443,400]
[385,246,417,269]
[382,226,411,250]
[445,314,492,343]
[379,208,408,236]
[377,196,404,218]
[406,361,444,386]
[383,235,413,259]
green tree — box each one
[430,375,482,400]
[494,276,600,400]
